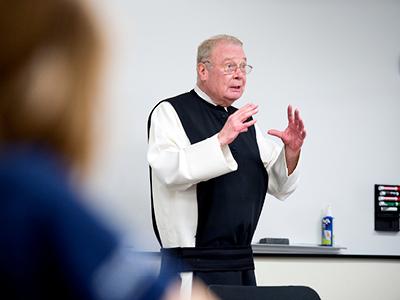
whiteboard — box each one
[86,0,400,256]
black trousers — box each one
[160,246,256,287]
[194,269,256,286]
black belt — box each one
[160,246,254,273]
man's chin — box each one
[226,93,242,103]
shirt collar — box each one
[194,85,228,111]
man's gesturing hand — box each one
[268,104,306,157]
[218,103,258,146]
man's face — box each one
[198,42,247,107]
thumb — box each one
[267,129,283,139]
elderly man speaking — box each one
[147,34,306,295]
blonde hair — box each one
[0,0,101,171]
[197,34,243,64]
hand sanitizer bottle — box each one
[321,205,333,246]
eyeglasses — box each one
[203,60,253,75]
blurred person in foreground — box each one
[0,1,215,300]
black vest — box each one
[148,90,269,249]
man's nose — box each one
[232,68,245,78]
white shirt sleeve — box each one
[147,101,237,191]
[255,124,300,200]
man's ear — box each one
[197,63,208,81]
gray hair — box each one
[197,34,243,64]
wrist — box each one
[284,146,301,175]
[218,133,228,146]
[285,146,300,159]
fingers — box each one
[228,103,258,132]
[287,104,293,124]
[297,113,303,130]
[239,119,257,133]
[295,108,306,136]
[294,108,299,125]
[234,103,258,122]
[289,105,307,147]
[218,103,258,146]
[289,104,305,131]
[267,129,283,139]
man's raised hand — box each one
[218,103,258,146]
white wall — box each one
[85,0,400,254]
[255,256,400,300]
